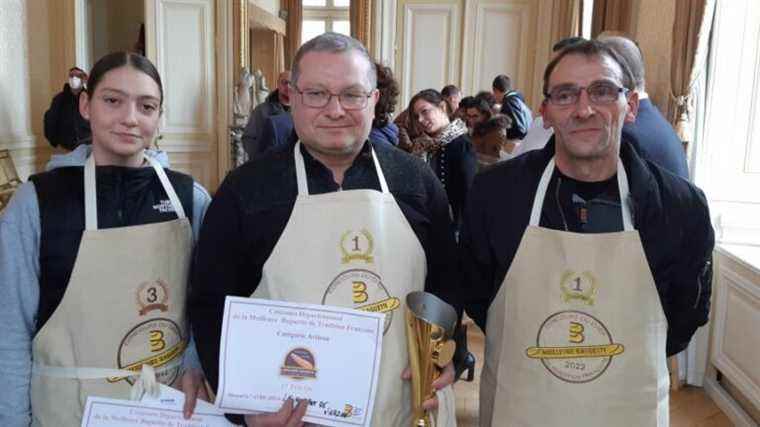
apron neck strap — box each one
[528,157,633,231]
[84,153,187,231]
[293,141,390,195]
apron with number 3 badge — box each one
[480,157,669,427]
[30,154,192,426]
[252,142,457,426]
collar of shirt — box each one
[298,140,380,193]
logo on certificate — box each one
[339,229,374,264]
[560,270,597,306]
[280,348,317,379]
[136,279,170,315]
[108,318,185,386]
[323,269,400,334]
[525,310,624,383]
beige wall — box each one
[0,0,61,179]
[632,0,675,112]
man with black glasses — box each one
[191,32,458,427]
[461,40,714,426]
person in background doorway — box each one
[44,67,92,151]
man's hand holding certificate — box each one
[216,297,384,427]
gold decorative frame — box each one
[0,150,22,211]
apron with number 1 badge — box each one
[252,142,456,426]
[480,157,669,427]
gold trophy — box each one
[405,291,458,427]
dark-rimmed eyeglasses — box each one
[544,82,628,106]
[290,85,373,110]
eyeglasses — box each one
[290,85,373,110]
[544,82,628,106]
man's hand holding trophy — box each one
[404,291,458,427]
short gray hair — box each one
[291,32,377,89]
[597,35,646,91]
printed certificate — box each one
[81,385,234,426]
[216,297,385,427]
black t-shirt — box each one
[543,170,622,233]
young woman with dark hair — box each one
[409,89,476,230]
[0,52,211,426]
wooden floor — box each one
[453,322,733,426]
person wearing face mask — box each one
[0,52,212,426]
[410,89,477,232]
[43,67,93,151]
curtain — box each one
[667,0,716,146]
[550,0,581,49]
[350,0,373,50]
[282,0,302,70]
[591,0,633,38]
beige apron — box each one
[252,142,456,426]
[30,154,192,426]
[480,158,669,427]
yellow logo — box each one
[340,229,374,264]
[108,318,185,385]
[323,269,399,334]
[560,271,597,305]
[526,310,624,383]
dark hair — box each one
[492,74,512,92]
[458,96,477,110]
[292,32,376,89]
[69,67,86,73]
[441,84,460,98]
[473,114,511,138]
[475,91,497,109]
[408,89,445,120]
[542,39,636,98]
[86,52,164,106]
[467,98,493,117]
[552,36,586,52]
[372,62,400,129]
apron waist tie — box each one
[32,357,183,400]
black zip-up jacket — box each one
[43,83,92,150]
[461,137,714,356]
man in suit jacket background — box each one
[600,34,690,179]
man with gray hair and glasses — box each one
[190,32,458,426]
[461,39,713,426]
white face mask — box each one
[69,77,83,90]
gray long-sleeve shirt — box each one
[0,145,210,426]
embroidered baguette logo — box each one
[323,269,399,334]
[560,270,597,305]
[340,229,374,264]
[280,348,317,379]
[526,310,624,383]
[136,280,170,315]
[108,318,185,385]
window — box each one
[301,0,350,44]
[697,0,760,246]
